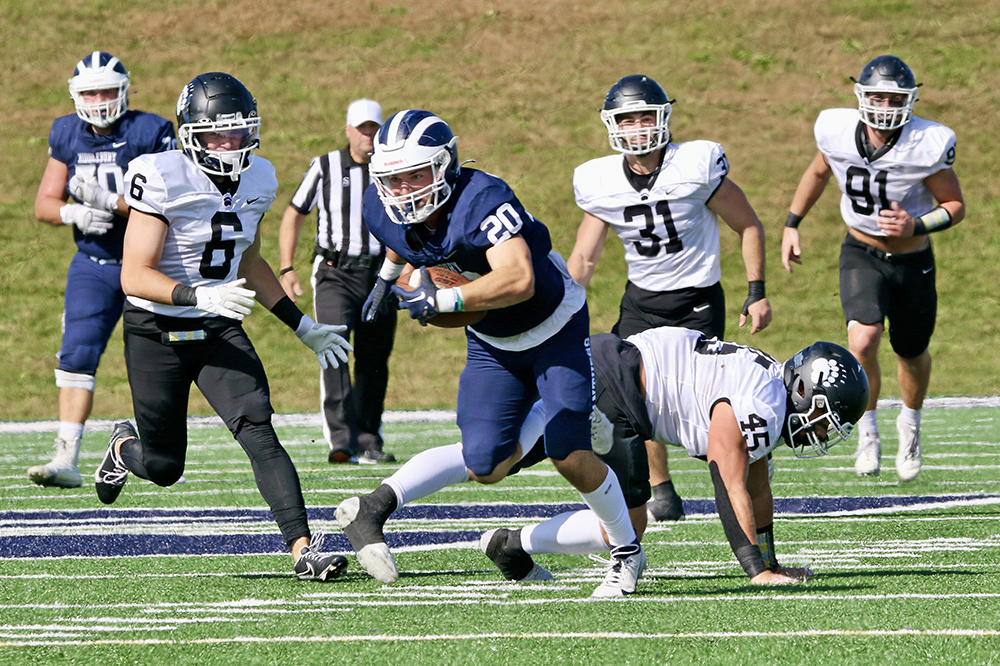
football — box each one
[396,265,486,328]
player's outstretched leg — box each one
[95,422,135,504]
[28,436,83,488]
[336,484,399,583]
[591,542,646,597]
[480,528,553,583]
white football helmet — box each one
[783,342,869,458]
[68,51,130,129]
[176,72,260,181]
[369,109,460,225]
[853,55,920,131]
[600,75,673,155]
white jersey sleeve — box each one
[627,327,786,462]
[572,140,728,291]
[815,108,956,236]
[123,152,278,318]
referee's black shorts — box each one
[839,234,936,359]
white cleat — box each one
[591,543,645,598]
[27,437,82,488]
[852,432,881,477]
[336,496,399,583]
[895,416,922,482]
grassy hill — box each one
[1,0,998,420]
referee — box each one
[278,98,397,464]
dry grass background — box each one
[1,0,998,419]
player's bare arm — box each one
[34,157,70,225]
[120,209,173,302]
[456,235,535,311]
[876,167,965,239]
[239,226,289,310]
[277,206,308,301]
[782,150,833,273]
[706,178,772,333]
[566,212,610,288]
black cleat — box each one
[95,422,135,505]
[359,448,396,464]
[480,528,553,582]
[336,485,399,583]
[294,545,348,582]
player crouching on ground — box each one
[93,72,352,582]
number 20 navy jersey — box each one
[48,110,176,260]
[363,167,569,339]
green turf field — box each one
[2,405,999,665]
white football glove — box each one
[295,316,353,369]
[68,174,120,214]
[60,203,114,235]
[194,278,257,320]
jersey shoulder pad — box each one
[124,151,212,215]
[814,109,858,152]
[242,156,279,201]
[573,155,625,208]
[669,140,728,184]
[903,116,957,167]
[47,114,84,164]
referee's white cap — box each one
[347,99,382,127]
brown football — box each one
[396,265,486,328]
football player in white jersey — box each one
[781,55,965,481]
[93,73,353,583]
[569,75,772,522]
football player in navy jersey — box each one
[92,72,352,582]
[29,52,176,489]
[338,109,645,597]
[569,75,773,523]
[782,56,965,481]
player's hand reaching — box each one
[194,278,257,320]
[60,203,114,235]
[781,227,802,273]
[391,268,438,326]
[69,174,120,214]
[295,317,353,369]
[362,276,397,323]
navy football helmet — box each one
[68,51,130,128]
[783,342,869,458]
[176,72,260,180]
[369,110,460,225]
[852,55,920,131]
[600,75,673,155]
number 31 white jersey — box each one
[123,151,278,318]
[627,326,787,462]
[573,140,729,291]
[815,108,956,236]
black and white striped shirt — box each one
[289,147,383,259]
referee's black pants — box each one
[312,258,397,455]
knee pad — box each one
[145,458,185,487]
[54,369,96,391]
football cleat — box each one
[336,492,399,583]
[895,416,922,482]
[328,448,359,464]
[852,432,881,477]
[95,422,135,504]
[27,437,82,488]
[294,545,348,582]
[359,448,396,464]
[480,528,553,583]
[591,542,646,598]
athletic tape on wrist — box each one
[913,206,952,235]
[709,460,768,578]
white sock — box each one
[521,510,607,555]
[858,410,879,436]
[578,466,636,547]
[57,422,84,443]
[55,422,84,465]
[383,442,469,507]
[899,407,921,429]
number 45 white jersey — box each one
[573,140,729,292]
[627,326,787,462]
[123,150,278,318]
[815,108,956,237]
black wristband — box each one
[271,295,305,331]
[709,460,768,579]
[735,544,769,579]
[742,280,766,315]
[172,284,197,307]
[784,212,803,228]
[279,266,295,276]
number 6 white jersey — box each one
[815,108,956,237]
[123,150,277,318]
[627,326,786,462]
[573,140,729,291]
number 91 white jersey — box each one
[123,151,278,318]
[573,140,729,291]
[627,327,787,462]
[815,108,956,236]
